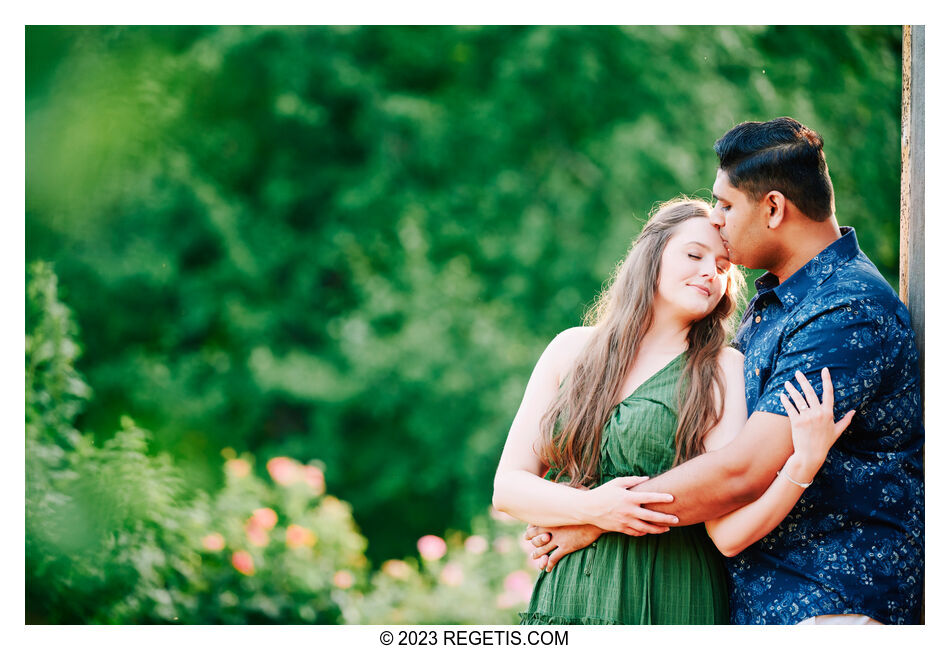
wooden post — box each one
[900,25,924,386]
[899,24,924,625]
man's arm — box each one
[522,413,792,569]
[630,411,793,525]
[637,294,887,524]
[704,370,855,556]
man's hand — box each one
[524,524,603,572]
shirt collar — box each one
[752,227,860,309]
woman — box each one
[492,198,852,624]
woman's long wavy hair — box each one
[538,198,745,487]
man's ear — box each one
[765,191,786,230]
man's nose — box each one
[709,209,725,227]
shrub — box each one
[341,509,539,624]
[26,262,368,623]
[26,261,541,624]
[175,454,367,623]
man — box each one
[526,117,923,624]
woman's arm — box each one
[492,328,679,534]
[704,368,855,556]
[524,346,749,571]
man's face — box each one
[710,169,767,268]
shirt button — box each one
[755,315,762,323]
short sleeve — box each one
[753,301,884,420]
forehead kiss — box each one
[671,217,730,263]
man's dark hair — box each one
[714,117,835,221]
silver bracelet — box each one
[777,467,813,488]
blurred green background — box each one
[26,25,903,623]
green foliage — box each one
[168,456,368,624]
[26,26,904,565]
[27,261,189,622]
[26,264,362,623]
[342,516,538,625]
[26,263,540,623]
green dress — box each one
[520,354,729,625]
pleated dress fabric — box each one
[520,354,729,625]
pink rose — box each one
[303,465,325,495]
[417,534,447,561]
[464,535,488,554]
[245,522,269,547]
[333,570,354,589]
[201,533,226,551]
[225,458,251,478]
[250,507,278,530]
[231,550,255,576]
[439,562,464,586]
[285,523,317,549]
[266,457,301,485]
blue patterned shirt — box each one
[727,227,924,625]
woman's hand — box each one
[779,368,855,484]
[524,524,603,572]
[582,475,678,535]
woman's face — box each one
[654,217,732,323]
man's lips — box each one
[719,235,733,256]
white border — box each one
[9,10,948,649]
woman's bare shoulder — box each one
[704,346,748,450]
[717,346,745,376]
[548,326,594,355]
[543,326,595,378]
[716,346,746,401]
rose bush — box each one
[339,512,538,624]
[27,262,540,624]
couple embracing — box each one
[493,117,924,625]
